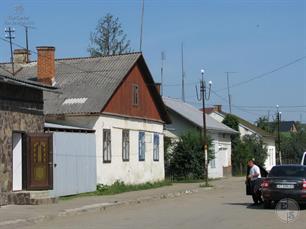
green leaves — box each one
[167,130,213,180]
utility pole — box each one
[196,69,212,187]
[160,51,165,96]
[276,105,282,165]
[5,27,15,75]
[225,72,236,113]
[25,26,29,63]
[139,0,144,51]
[181,42,185,102]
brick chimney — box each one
[213,105,222,112]
[14,49,30,64]
[37,46,55,85]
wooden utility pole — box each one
[5,27,15,74]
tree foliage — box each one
[280,129,306,164]
[256,116,274,133]
[222,114,239,132]
[222,114,268,175]
[88,13,131,56]
[167,130,214,180]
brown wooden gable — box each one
[102,62,163,122]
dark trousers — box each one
[250,180,263,204]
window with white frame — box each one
[153,133,159,161]
[139,131,145,161]
[122,129,130,161]
[103,129,111,163]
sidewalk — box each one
[0,180,226,228]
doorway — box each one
[12,132,24,191]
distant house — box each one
[269,121,298,133]
[205,105,276,170]
[0,47,170,186]
[0,74,57,205]
[163,97,237,178]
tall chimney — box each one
[37,46,55,85]
[155,83,161,95]
[214,105,222,112]
[14,49,30,64]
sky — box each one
[0,0,305,123]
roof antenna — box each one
[139,0,144,52]
[161,51,165,95]
[181,42,185,102]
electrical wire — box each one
[215,55,306,92]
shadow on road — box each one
[223,202,269,210]
[224,202,306,211]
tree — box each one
[256,116,273,133]
[222,114,267,175]
[222,114,239,132]
[242,134,267,166]
[280,128,306,164]
[222,114,242,175]
[88,13,131,56]
[168,130,214,180]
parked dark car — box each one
[262,165,306,208]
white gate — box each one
[49,132,96,197]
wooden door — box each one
[26,133,53,190]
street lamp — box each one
[196,69,212,186]
[276,105,282,165]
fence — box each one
[49,131,96,197]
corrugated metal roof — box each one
[0,53,141,114]
[0,74,59,92]
[163,96,237,134]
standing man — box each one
[247,159,262,205]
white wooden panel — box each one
[49,132,96,197]
[13,133,22,191]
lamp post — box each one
[196,69,212,186]
[276,105,282,165]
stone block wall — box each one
[0,110,44,205]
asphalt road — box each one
[20,178,305,229]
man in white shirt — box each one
[247,159,262,205]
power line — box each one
[216,55,306,92]
[211,89,263,117]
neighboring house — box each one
[0,74,57,205]
[268,121,298,133]
[0,47,171,186]
[205,105,276,170]
[163,97,237,178]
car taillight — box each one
[262,179,269,188]
[303,181,306,190]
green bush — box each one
[167,130,214,180]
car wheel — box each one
[263,200,271,209]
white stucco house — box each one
[206,105,276,171]
[163,97,238,178]
[2,47,171,186]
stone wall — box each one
[0,110,44,205]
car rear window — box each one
[269,166,306,178]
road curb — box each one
[0,187,205,228]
